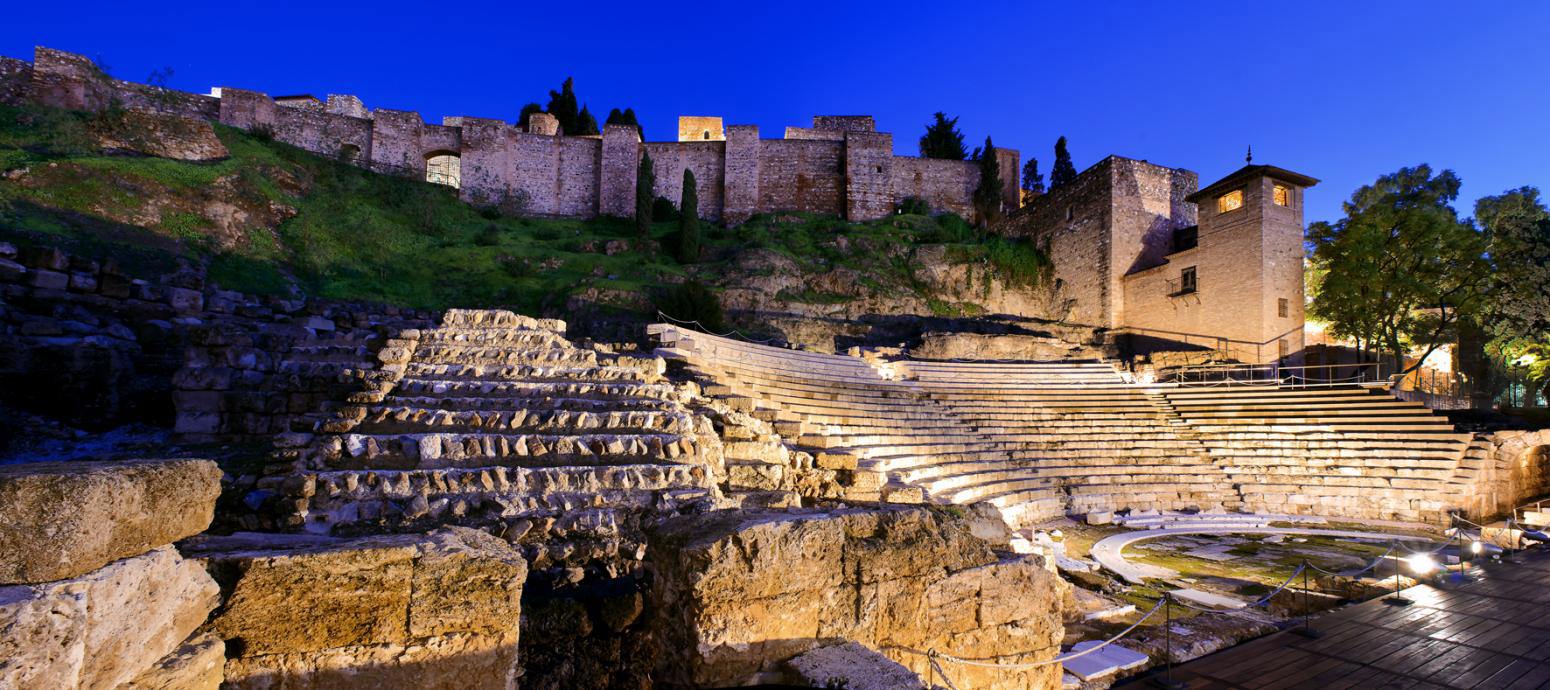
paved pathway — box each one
[1091,526,1431,584]
[1119,549,1550,688]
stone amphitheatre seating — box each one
[1155,385,1478,523]
[276,310,721,536]
[653,324,1482,527]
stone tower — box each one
[1182,164,1319,362]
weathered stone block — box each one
[124,632,225,690]
[0,459,221,584]
[0,547,220,690]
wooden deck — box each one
[1124,551,1550,689]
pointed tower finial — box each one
[1246,145,1253,163]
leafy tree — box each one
[545,77,580,134]
[972,136,1004,226]
[1021,158,1045,196]
[655,280,727,333]
[1475,187,1550,344]
[1050,136,1077,190]
[635,149,656,238]
[606,107,642,138]
[1307,165,1490,377]
[574,105,600,136]
[918,112,967,160]
[675,169,700,263]
[518,103,543,129]
[652,196,678,222]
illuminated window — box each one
[1218,189,1243,213]
[1273,184,1291,207]
[1278,298,1289,318]
[425,152,461,189]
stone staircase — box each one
[269,310,723,547]
[653,324,1491,528]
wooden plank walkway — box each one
[1122,551,1550,689]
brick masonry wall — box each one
[11,46,1018,226]
[890,157,978,218]
[644,141,727,221]
[757,139,846,217]
[999,157,1119,327]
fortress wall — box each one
[722,125,762,224]
[995,148,1021,212]
[600,124,640,217]
[271,103,373,162]
[757,139,846,217]
[9,47,1007,227]
[889,156,978,218]
[1000,157,1118,328]
[1107,159,1197,326]
[556,136,602,217]
[843,132,893,221]
[644,141,726,221]
[0,56,33,105]
[30,47,219,120]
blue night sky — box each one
[3,1,1546,225]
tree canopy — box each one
[918,112,967,160]
[605,107,642,138]
[972,136,1004,226]
[1021,158,1045,196]
[517,102,543,129]
[1475,186,1550,345]
[1307,165,1489,376]
[1049,136,1077,190]
[545,78,580,134]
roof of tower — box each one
[1187,164,1319,203]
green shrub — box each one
[985,236,1051,288]
[474,224,502,246]
[929,213,976,243]
[654,280,726,333]
[896,197,931,216]
[652,195,679,222]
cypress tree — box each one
[918,112,968,160]
[1021,158,1045,195]
[635,150,656,239]
[575,104,600,136]
[1050,136,1077,190]
[546,77,580,134]
[676,169,700,263]
[973,136,1004,226]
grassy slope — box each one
[0,103,1048,318]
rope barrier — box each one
[654,311,780,345]
[897,596,1167,671]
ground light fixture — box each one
[1385,552,1437,606]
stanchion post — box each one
[1292,561,1322,638]
[1384,553,1412,607]
[1151,593,1186,690]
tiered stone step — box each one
[281,310,720,536]
[1160,385,1472,522]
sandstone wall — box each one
[187,527,526,690]
[1000,157,1119,327]
[7,47,1020,226]
[648,507,1066,689]
[0,459,224,690]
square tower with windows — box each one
[1180,164,1319,362]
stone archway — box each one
[424,150,460,189]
